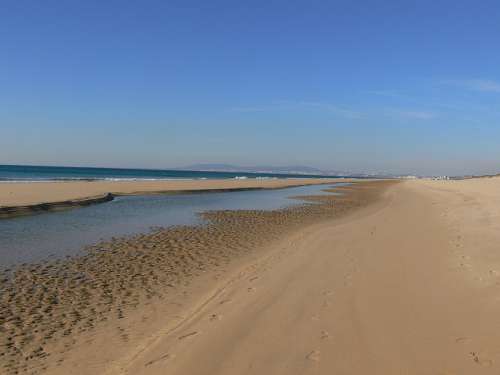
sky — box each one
[1,0,500,176]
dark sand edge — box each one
[0,193,115,219]
[0,181,346,219]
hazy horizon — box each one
[0,161,492,177]
[2,1,500,176]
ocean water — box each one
[0,183,345,268]
[0,164,334,182]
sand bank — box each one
[0,178,348,218]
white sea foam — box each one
[0,176,292,183]
[0,177,197,183]
[101,178,195,182]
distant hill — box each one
[181,164,329,175]
[179,164,401,178]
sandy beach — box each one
[116,176,500,375]
[3,177,500,374]
[0,180,383,374]
[0,178,346,218]
[0,178,346,207]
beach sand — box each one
[0,178,347,218]
[0,180,385,374]
[0,178,347,207]
[3,177,500,374]
[118,177,500,375]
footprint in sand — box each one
[219,299,232,305]
[470,352,493,367]
[178,331,198,340]
[247,287,256,292]
[145,353,173,367]
[455,337,468,344]
[320,330,330,340]
[209,314,222,321]
[306,350,321,362]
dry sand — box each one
[0,178,345,208]
[116,177,500,375]
[4,177,500,374]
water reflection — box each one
[0,183,345,267]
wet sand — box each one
[0,180,387,374]
[0,178,348,218]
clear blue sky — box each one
[2,0,500,175]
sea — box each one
[0,164,334,182]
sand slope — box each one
[110,178,500,375]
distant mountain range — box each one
[182,164,328,175]
[181,163,365,176]
[180,164,408,178]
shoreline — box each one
[0,178,353,219]
[0,180,391,374]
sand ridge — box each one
[0,178,352,212]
